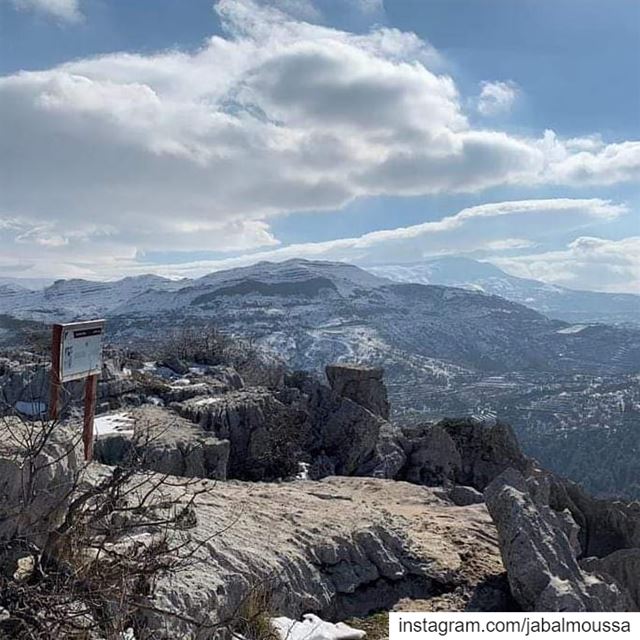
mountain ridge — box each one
[367,256,640,326]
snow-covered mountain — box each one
[1,259,637,380]
[367,257,640,326]
[0,273,183,322]
[1,258,638,497]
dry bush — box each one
[231,582,278,640]
[0,413,226,639]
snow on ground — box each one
[95,412,135,437]
[556,324,588,334]
[193,397,223,407]
[272,615,365,640]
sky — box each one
[0,0,638,292]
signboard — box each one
[58,320,105,382]
[50,319,106,461]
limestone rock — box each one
[356,422,407,479]
[440,418,531,490]
[118,475,508,637]
[325,364,390,420]
[0,358,138,416]
[157,356,190,375]
[399,418,529,491]
[484,468,631,612]
[174,389,310,480]
[0,418,81,546]
[94,406,229,480]
[285,373,385,477]
[401,424,461,486]
[548,476,640,558]
[581,549,640,610]
[449,485,484,506]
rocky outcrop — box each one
[439,418,531,490]
[401,423,461,486]
[94,406,229,480]
[119,474,511,637]
[485,468,632,612]
[285,372,387,477]
[325,364,390,420]
[174,389,310,480]
[0,356,138,416]
[581,549,640,610]
[398,418,531,490]
[548,478,640,557]
[135,363,244,404]
[0,418,80,546]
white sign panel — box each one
[59,320,105,382]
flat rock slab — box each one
[129,475,506,637]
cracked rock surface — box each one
[124,475,510,637]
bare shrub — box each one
[0,413,225,639]
[231,582,278,640]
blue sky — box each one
[0,0,638,291]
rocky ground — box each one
[1,349,638,639]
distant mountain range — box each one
[1,258,638,497]
[367,257,640,326]
[1,259,637,375]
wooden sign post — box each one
[49,320,106,461]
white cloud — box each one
[26,197,616,279]
[492,236,640,294]
[0,0,638,276]
[10,0,81,22]
[477,80,519,116]
[537,130,640,186]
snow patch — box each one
[95,412,134,437]
[556,324,588,335]
[271,615,365,640]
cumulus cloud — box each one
[10,0,81,22]
[0,0,638,276]
[477,80,519,116]
[492,236,640,294]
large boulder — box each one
[94,406,229,480]
[484,468,632,611]
[401,424,461,486]
[325,364,390,420]
[439,418,531,490]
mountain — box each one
[0,277,53,291]
[0,273,183,323]
[1,258,638,497]
[367,256,640,326]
